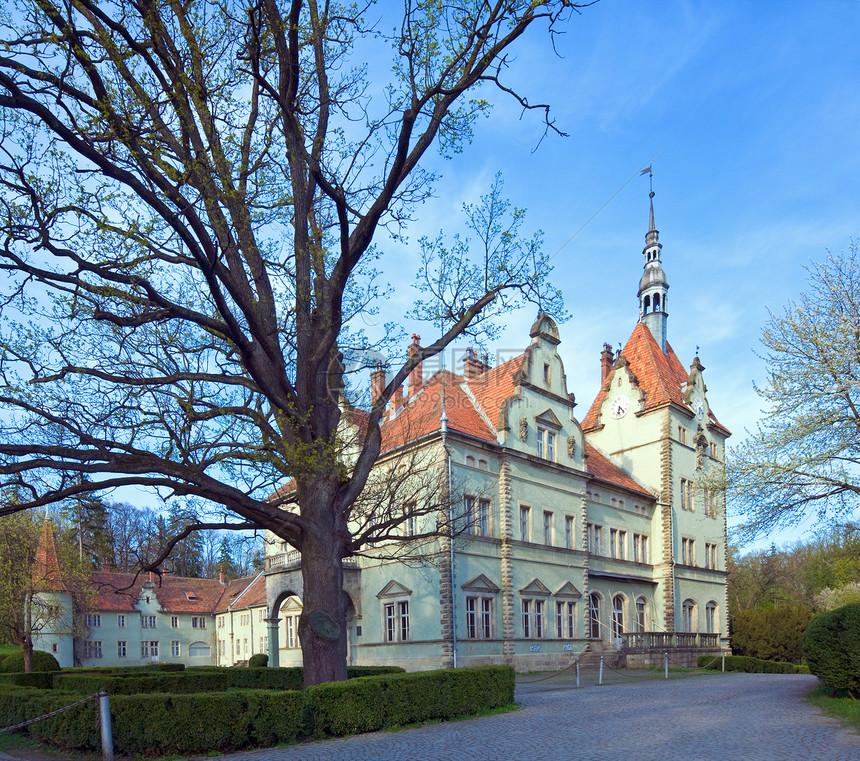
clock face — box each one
[609,394,630,419]
[693,398,705,421]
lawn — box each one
[0,644,18,659]
[807,685,860,732]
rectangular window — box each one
[192,617,206,629]
[537,427,556,461]
[85,614,101,628]
[678,426,687,445]
[171,640,180,657]
[243,638,248,655]
[706,542,718,570]
[610,528,626,560]
[633,533,649,564]
[236,639,241,655]
[521,599,545,639]
[587,523,603,555]
[171,616,179,629]
[681,478,694,511]
[466,597,494,639]
[84,640,102,659]
[534,600,544,639]
[218,616,225,628]
[259,609,264,622]
[219,640,225,656]
[141,615,157,629]
[116,614,125,628]
[286,616,296,648]
[519,505,531,542]
[260,636,268,653]
[705,489,719,518]
[565,516,574,550]
[384,601,410,642]
[682,537,696,566]
[141,641,159,658]
[402,502,418,537]
[543,511,553,545]
[117,640,127,658]
[521,599,531,638]
[556,601,576,639]
[466,496,491,537]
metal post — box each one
[722,651,726,672]
[98,691,114,761]
[575,657,580,688]
[599,655,604,685]
[664,651,669,679]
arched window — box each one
[589,593,602,639]
[643,295,651,313]
[705,601,717,634]
[635,597,647,633]
[653,293,661,311]
[466,455,476,468]
[682,599,697,633]
[611,595,626,639]
[189,641,210,657]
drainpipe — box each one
[441,408,457,668]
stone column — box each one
[660,409,676,632]
[498,455,515,666]
[264,618,280,667]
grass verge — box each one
[807,685,860,732]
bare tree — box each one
[729,242,860,542]
[0,0,583,684]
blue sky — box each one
[369,0,860,549]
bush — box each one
[697,654,809,674]
[731,606,812,662]
[0,665,513,756]
[247,653,268,668]
[803,603,860,696]
[0,672,56,688]
[1,650,60,673]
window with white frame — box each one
[556,601,576,639]
[383,600,410,643]
[543,511,553,545]
[402,502,418,537]
[259,609,264,622]
[116,614,126,628]
[85,614,101,628]
[218,615,225,628]
[235,639,241,655]
[635,597,647,633]
[519,505,531,542]
[682,537,696,566]
[587,523,603,555]
[285,616,298,648]
[521,598,545,639]
[218,640,226,656]
[611,595,626,639]
[633,533,648,563]
[705,489,719,518]
[588,593,602,639]
[84,640,102,659]
[564,516,574,549]
[465,596,494,640]
[705,542,717,569]
[171,640,180,657]
[259,636,268,653]
[117,640,127,658]
[536,427,556,461]
[192,616,206,629]
[678,426,687,445]
[705,601,717,633]
[680,478,694,511]
[465,495,491,537]
[171,616,179,628]
[610,528,626,560]
[141,640,159,658]
[682,599,696,632]
[141,615,157,629]
[243,638,249,655]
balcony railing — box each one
[618,632,720,651]
[266,551,360,573]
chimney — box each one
[370,361,386,407]
[463,348,491,380]
[407,334,422,395]
[600,342,614,384]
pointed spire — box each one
[637,190,669,352]
[33,520,68,591]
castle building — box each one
[263,195,731,671]
[35,195,729,671]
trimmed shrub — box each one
[803,603,860,696]
[0,672,56,689]
[1,650,60,673]
[55,671,230,695]
[697,654,809,674]
[247,653,268,668]
[731,606,812,662]
[0,665,514,756]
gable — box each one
[518,578,551,596]
[534,409,563,430]
[376,580,413,598]
[554,581,582,599]
[461,574,501,594]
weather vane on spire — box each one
[640,164,653,194]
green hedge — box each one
[60,663,185,674]
[0,665,513,756]
[1,650,60,673]
[697,654,809,674]
[803,603,860,695]
[0,672,56,689]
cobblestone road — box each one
[195,672,859,761]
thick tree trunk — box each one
[23,640,34,673]
[298,488,350,686]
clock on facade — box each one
[609,394,630,419]
[693,398,705,421]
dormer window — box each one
[185,592,199,601]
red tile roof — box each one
[214,573,267,613]
[33,521,67,592]
[583,322,709,430]
[585,443,654,499]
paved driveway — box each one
[198,672,859,761]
